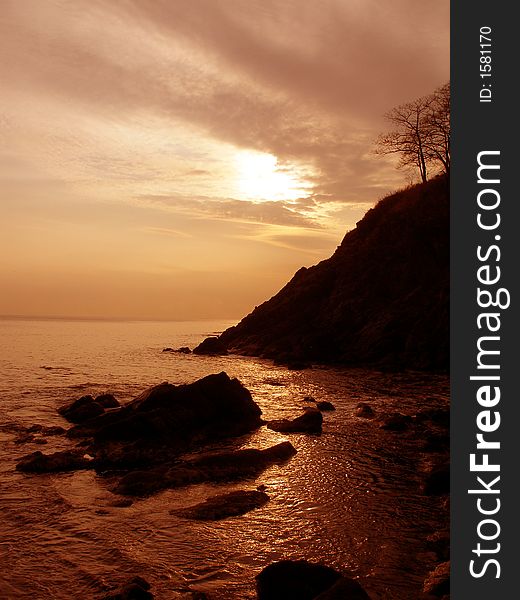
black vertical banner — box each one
[452,1,518,597]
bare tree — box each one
[375,83,450,182]
[424,82,450,176]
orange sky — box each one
[0,0,449,320]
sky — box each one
[0,0,449,320]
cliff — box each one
[215,176,449,371]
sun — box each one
[235,150,311,202]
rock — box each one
[14,433,35,444]
[256,560,342,600]
[423,462,450,495]
[58,395,105,424]
[303,396,316,402]
[109,498,134,508]
[27,424,43,433]
[163,347,191,354]
[316,401,335,412]
[41,425,66,436]
[16,450,93,473]
[174,489,269,520]
[422,561,450,596]
[193,337,228,355]
[355,403,375,418]
[114,468,166,496]
[114,442,296,497]
[102,576,153,600]
[314,576,372,599]
[95,394,120,409]
[267,409,322,434]
[70,373,263,470]
[379,413,413,432]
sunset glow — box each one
[0,0,449,320]
[235,151,312,202]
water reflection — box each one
[0,320,448,599]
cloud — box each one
[139,194,323,229]
[1,0,449,209]
[0,0,449,318]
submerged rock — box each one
[114,442,296,497]
[41,425,67,436]
[174,489,269,520]
[162,347,191,354]
[16,450,93,473]
[355,403,375,418]
[267,409,322,434]
[256,560,368,600]
[192,336,228,355]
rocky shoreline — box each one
[10,370,450,599]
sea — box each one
[0,318,449,599]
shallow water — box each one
[0,319,449,599]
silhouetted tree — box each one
[375,82,450,182]
[424,82,450,176]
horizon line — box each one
[0,314,240,324]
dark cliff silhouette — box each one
[204,176,449,371]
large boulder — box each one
[267,409,322,434]
[69,372,263,469]
[174,489,269,520]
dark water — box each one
[0,319,449,599]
